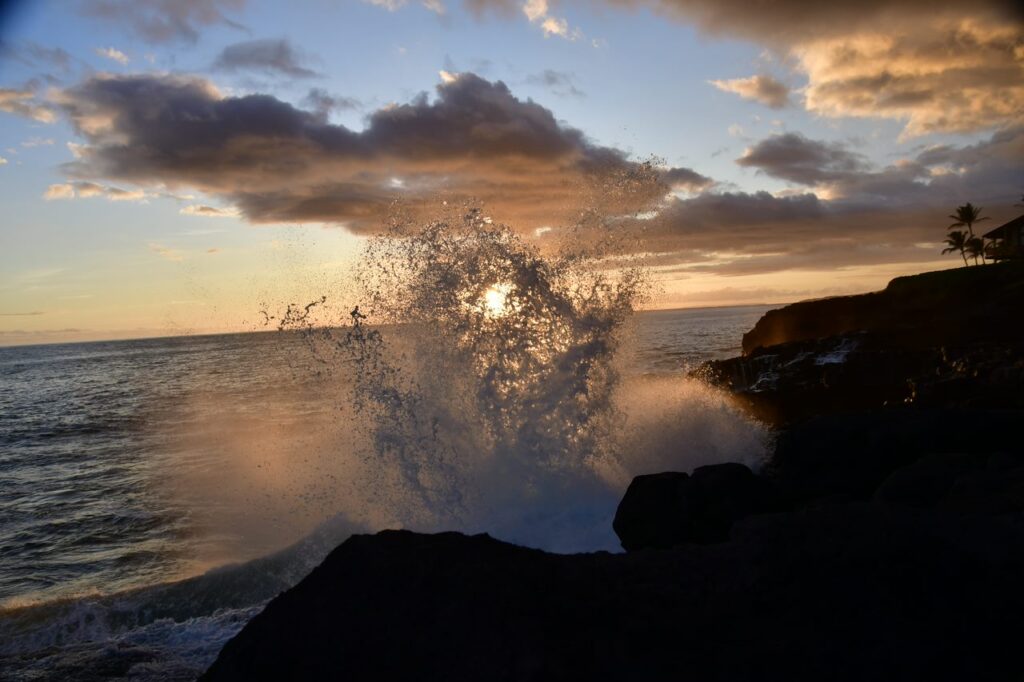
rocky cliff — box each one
[702,263,1024,425]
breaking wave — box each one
[0,190,770,678]
[270,201,769,552]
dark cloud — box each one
[303,88,361,119]
[662,166,714,192]
[57,72,666,231]
[79,0,247,44]
[710,74,789,108]
[0,42,73,71]
[736,133,868,185]
[525,69,584,97]
[621,126,1024,275]
[212,39,319,78]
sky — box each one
[0,0,1021,345]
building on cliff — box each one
[984,214,1024,262]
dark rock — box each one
[695,264,1024,426]
[203,518,1024,682]
[741,262,1024,355]
[612,463,779,550]
[701,338,1024,426]
[769,409,1024,504]
[877,451,1024,514]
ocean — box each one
[0,305,772,680]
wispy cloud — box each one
[148,243,185,262]
[78,0,247,44]
[0,88,56,123]
[523,0,581,40]
[180,204,238,217]
[525,69,585,97]
[365,0,447,13]
[710,74,790,108]
[212,39,319,78]
[43,181,147,202]
[43,183,75,200]
[94,46,129,64]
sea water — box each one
[0,306,771,679]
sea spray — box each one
[273,199,767,551]
[0,180,771,676]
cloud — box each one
[43,184,75,200]
[466,0,1024,135]
[181,204,238,217]
[736,133,868,185]
[42,181,147,202]
[662,166,714,192]
[365,0,448,12]
[21,137,54,147]
[149,243,185,261]
[95,46,129,65]
[0,156,6,165]
[105,186,146,201]
[0,88,56,123]
[212,39,319,78]
[0,42,73,71]
[710,74,790,108]
[625,126,1023,275]
[303,88,361,119]
[604,0,1021,43]
[675,0,1023,134]
[56,72,667,232]
[79,0,247,44]
[522,0,580,40]
[367,0,404,9]
[525,69,584,97]
[798,21,1024,137]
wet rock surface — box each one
[203,520,1024,682]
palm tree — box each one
[965,236,985,265]
[942,229,970,266]
[948,203,989,264]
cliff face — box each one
[701,263,1024,425]
[741,262,1024,354]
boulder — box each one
[612,463,778,550]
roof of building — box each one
[983,214,1024,240]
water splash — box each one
[273,197,766,551]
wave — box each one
[0,199,769,677]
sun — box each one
[482,282,512,317]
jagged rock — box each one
[203,520,1024,682]
[769,409,1024,503]
[612,463,779,550]
[696,264,1024,425]
[877,451,1024,514]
